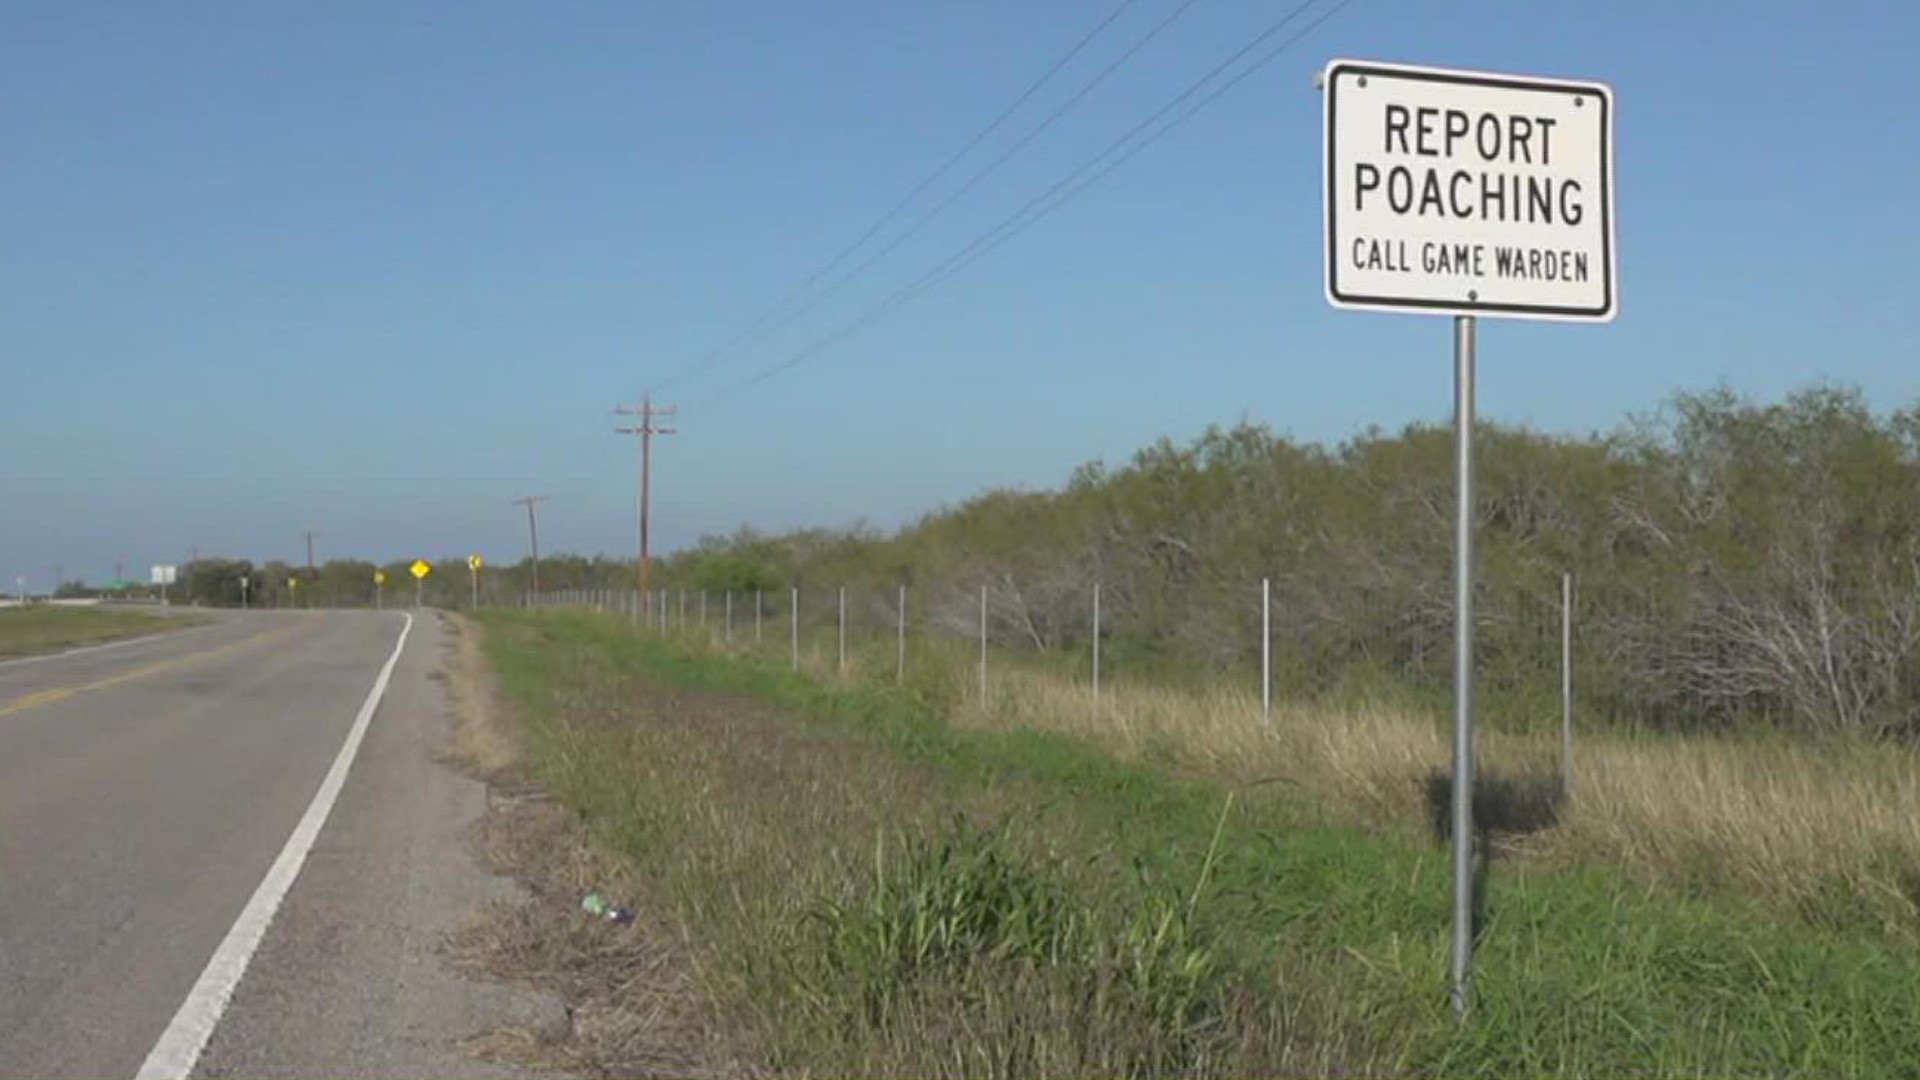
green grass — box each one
[479,608,1920,1077]
[0,605,197,659]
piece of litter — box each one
[581,892,608,916]
[609,906,635,924]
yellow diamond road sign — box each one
[374,570,387,585]
[410,560,432,580]
[468,554,483,571]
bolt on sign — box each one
[1323,59,1616,321]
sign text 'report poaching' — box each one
[1323,59,1616,321]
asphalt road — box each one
[0,610,557,1079]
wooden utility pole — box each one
[614,394,676,618]
[302,529,319,608]
[512,496,549,600]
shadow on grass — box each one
[1423,767,1566,944]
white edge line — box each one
[133,612,415,1080]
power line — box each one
[650,0,1147,394]
[903,0,1361,301]
[671,0,1215,386]
[697,0,1357,407]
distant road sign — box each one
[150,565,177,586]
[410,560,432,580]
[1323,59,1615,322]
[373,570,387,585]
[468,554,484,572]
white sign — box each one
[1323,59,1616,322]
[150,565,177,586]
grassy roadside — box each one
[0,605,201,658]
[479,609,1920,1077]
[729,623,1920,950]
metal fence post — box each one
[897,584,907,685]
[756,589,763,643]
[1092,582,1101,714]
[1262,577,1272,729]
[978,584,988,705]
[837,586,847,673]
[1562,571,1574,797]
[790,586,799,672]
[725,590,733,643]
[700,590,708,629]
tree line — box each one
[164,553,635,611]
[647,385,1920,742]
[161,384,1920,741]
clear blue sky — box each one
[5,0,1916,586]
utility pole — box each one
[302,529,319,609]
[512,496,550,601]
[614,394,676,621]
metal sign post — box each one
[240,575,250,610]
[1450,313,1477,1019]
[410,559,432,610]
[1322,57,1616,1019]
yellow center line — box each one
[0,623,304,719]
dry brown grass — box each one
[439,613,745,1078]
[937,663,1920,940]
[711,629,1920,932]
[439,614,523,782]
[448,797,742,1079]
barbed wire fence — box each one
[518,560,1841,769]
[524,569,1638,784]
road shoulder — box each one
[188,613,567,1079]
[439,613,740,1078]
